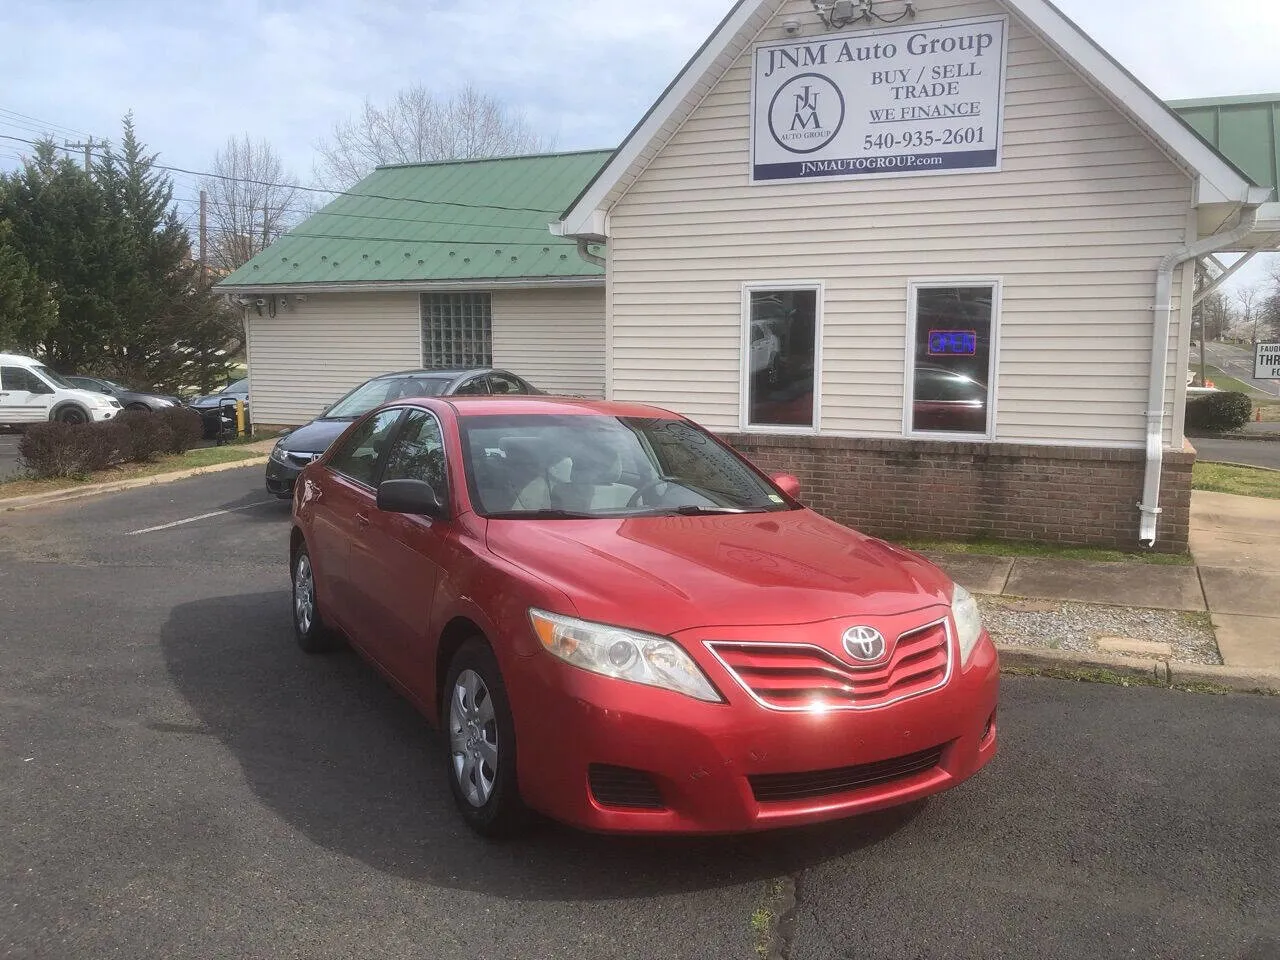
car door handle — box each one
[355,513,370,528]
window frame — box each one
[326,407,408,490]
[903,277,1003,441]
[738,280,825,435]
[377,406,451,499]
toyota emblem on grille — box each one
[842,626,886,662]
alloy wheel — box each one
[449,669,499,808]
[294,554,315,635]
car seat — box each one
[550,447,637,513]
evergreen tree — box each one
[0,218,58,352]
[0,118,238,391]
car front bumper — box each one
[507,630,999,835]
[265,454,311,496]
[91,408,117,422]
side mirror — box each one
[377,478,448,519]
[772,473,802,500]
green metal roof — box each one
[218,149,612,289]
[1170,94,1280,194]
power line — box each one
[0,132,567,217]
[0,107,93,139]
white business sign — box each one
[1256,342,1280,380]
[750,15,1008,184]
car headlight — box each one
[528,609,722,703]
[952,585,984,667]
[269,442,290,464]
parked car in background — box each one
[188,378,251,438]
[912,364,989,433]
[65,376,182,413]
[0,353,121,426]
[266,367,539,496]
[288,395,998,836]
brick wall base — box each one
[723,434,1194,554]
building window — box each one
[421,293,492,369]
[742,284,821,430]
[906,281,1000,437]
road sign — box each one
[1256,342,1280,380]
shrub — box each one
[114,409,175,463]
[156,406,203,454]
[1186,391,1253,434]
[18,421,129,479]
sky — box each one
[2,0,1277,290]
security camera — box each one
[254,298,266,308]
[782,18,802,34]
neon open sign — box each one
[928,330,978,356]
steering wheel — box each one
[627,479,674,509]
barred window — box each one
[421,293,492,368]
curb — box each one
[0,455,269,513]
[997,643,1280,696]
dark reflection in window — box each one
[912,286,994,435]
[748,290,817,427]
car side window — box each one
[1,367,51,394]
[452,376,489,396]
[487,372,525,395]
[381,409,447,491]
[327,409,404,487]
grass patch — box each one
[1002,664,1164,688]
[0,445,264,499]
[1193,462,1280,500]
[897,537,1195,566]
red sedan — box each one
[289,396,998,836]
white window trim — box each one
[739,280,824,435]
[903,277,1003,442]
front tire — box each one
[292,544,339,653]
[443,639,527,837]
[56,406,88,425]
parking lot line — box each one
[126,501,276,535]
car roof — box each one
[0,353,42,366]
[374,367,497,381]
[403,395,683,420]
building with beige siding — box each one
[221,0,1280,552]
[218,151,612,426]
[555,0,1279,552]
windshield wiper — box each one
[654,505,753,516]
[486,509,600,520]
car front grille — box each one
[707,620,950,711]
[588,764,665,810]
[748,744,947,803]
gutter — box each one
[575,239,607,269]
[1139,202,1262,547]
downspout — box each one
[576,238,607,268]
[1139,203,1260,547]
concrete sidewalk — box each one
[927,490,1280,674]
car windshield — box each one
[220,379,249,394]
[34,365,75,389]
[325,377,449,418]
[460,413,793,519]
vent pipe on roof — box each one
[1138,203,1260,549]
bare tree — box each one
[1235,283,1263,344]
[200,136,305,275]
[313,84,553,190]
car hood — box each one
[66,388,115,407]
[189,394,246,408]
[277,418,354,454]
[483,509,953,636]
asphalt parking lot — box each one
[2,465,1279,959]
[0,429,21,479]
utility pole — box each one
[199,189,208,282]
[64,137,101,171]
